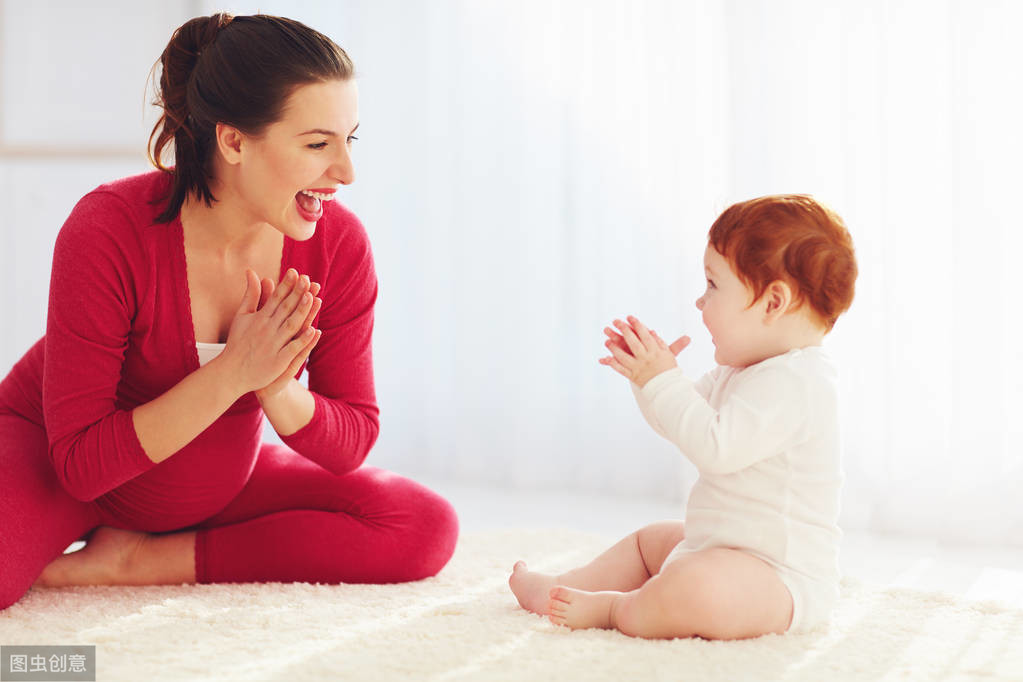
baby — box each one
[509,194,857,639]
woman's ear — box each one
[215,123,244,165]
[762,280,793,323]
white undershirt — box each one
[195,341,227,367]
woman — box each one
[0,13,458,610]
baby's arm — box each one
[600,317,687,387]
[600,318,806,474]
[640,365,807,474]
[630,369,717,439]
[601,319,709,439]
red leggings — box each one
[0,410,459,610]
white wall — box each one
[0,1,196,367]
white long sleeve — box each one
[631,346,844,584]
[630,366,718,441]
[636,363,809,475]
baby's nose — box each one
[695,296,704,310]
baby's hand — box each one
[599,316,691,388]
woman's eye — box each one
[307,142,328,150]
[347,135,359,144]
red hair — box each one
[708,195,857,332]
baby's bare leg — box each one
[549,547,793,640]
[509,520,684,614]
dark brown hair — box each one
[708,195,857,333]
[147,13,354,223]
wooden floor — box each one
[420,477,1023,608]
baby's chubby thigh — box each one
[615,547,793,640]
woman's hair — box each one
[147,13,354,223]
[707,195,857,333]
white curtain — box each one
[318,0,1021,545]
[718,0,1023,545]
[254,0,732,502]
[4,0,1019,546]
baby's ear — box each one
[763,280,794,318]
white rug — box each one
[2,529,1021,682]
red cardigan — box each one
[19,170,379,531]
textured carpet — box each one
[2,529,1021,682]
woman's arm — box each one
[44,192,158,501]
[135,269,318,462]
[257,378,315,436]
[266,214,380,476]
[44,193,315,501]
[129,359,246,464]
[250,279,322,436]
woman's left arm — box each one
[258,376,317,436]
[258,226,380,475]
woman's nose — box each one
[331,146,355,185]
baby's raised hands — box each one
[600,316,691,388]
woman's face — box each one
[233,79,359,241]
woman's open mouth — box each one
[295,189,335,222]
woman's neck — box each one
[179,181,275,257]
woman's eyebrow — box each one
[296,122,360,137]
[297,128,338,137]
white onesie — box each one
[631,346,843,633]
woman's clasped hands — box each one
[218,267,323,400]
[600,315,691,388]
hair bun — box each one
[177,13,232,62]
[151,14,231,141]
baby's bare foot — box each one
[32,526,148,588]
[548,586,620,630]
[509,561,558,615]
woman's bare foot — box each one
[548,586,622,630]
[32,526,149,588]
[509,561,559,615]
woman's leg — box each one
[182,443,458,584]
[549,547,794,640]
[0,412,102,609]
[40,444,460,587]
[509,520,685,614]
[34,525,189,587]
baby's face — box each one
[695,245,771,368]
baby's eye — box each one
[307,141,328,150]
[706,279,716,288]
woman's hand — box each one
[599,315,691,387]
[216,268,322,397]
[254,278,323,402]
